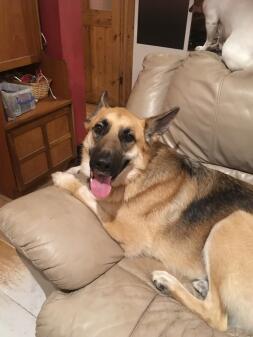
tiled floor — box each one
[0,196,46,337]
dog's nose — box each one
[94,156,112,172]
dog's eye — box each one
[93,123,103,134]
[121,129,135,143]
[93,120,109,136]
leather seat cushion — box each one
[36,257,247,337]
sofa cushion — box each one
[127,52,188,118]
[163,51,253,175]
[0,186,123,290]
[127,51,253,179]
[36,257,247,337]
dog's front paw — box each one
[195,45,206,51]
[52,171,80,194]
[152,270,178,295]
[66,166,81,175]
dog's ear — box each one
[145,107,179,143]
[86,91,110,123]
[97,90,110,110]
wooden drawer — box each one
[46,112,70,143]
[13,127,44,160]
[20,152,48,184]
[7,105,75,192]
[50,138,73,167]
[46,110,74,167]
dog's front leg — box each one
[66,165,81,175]
[196,12,219,51]
[52,171,98,215]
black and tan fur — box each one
[53,92,253,333]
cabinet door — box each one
[8,124,49,191]
[0,0,41,72]
[46,109,75,168]
[7,105,75,193]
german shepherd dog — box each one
[53,92,253,333]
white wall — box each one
[132,0,194,85]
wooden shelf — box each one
[5,98,72,130]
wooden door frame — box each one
[118,0,135,106]
[83,0,135,106]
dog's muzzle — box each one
[89,149,130,199]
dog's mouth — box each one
[89,159,130,199]
[90,171,112,199]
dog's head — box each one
[83,92,179,199]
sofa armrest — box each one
[0,186,123,290]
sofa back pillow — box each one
[163,51,253,174]
[127,52,188,117]
[0,186,123,290]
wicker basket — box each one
[28,75,52,100]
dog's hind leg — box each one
[152,269,227,331]
[154,212,253,332]
[152,223,229,331]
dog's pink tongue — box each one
[90,176,112,199]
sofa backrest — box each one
[127,51,253,183]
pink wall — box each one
[39,0,86,144]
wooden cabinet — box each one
[6,100,75,193]
[0,0,41,72]
[0,51,77,198]
[0,3,77,199]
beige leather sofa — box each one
[0,51,252,337]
